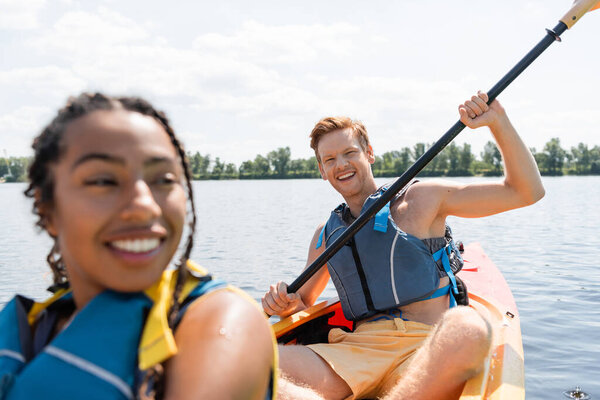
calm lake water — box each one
[1,176,598,399]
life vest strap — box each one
[373,202,390,233]
[316,225,325,249]
[424,284,451,300]
[348,237,376,315]
[420,283,457,308]
[432,243,459,308]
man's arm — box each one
[262,224,331,317]
[438,91,545,219]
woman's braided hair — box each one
[24,93,197,398]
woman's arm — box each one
[165,288,275,400]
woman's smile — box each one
[109,238,162,253]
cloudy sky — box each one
[1,0,599,165]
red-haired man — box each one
[263,91,544,400]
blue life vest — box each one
[316,185,462,321]
[0,262,275,400]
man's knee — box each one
[436,307,492,375]
[440,306,492,341]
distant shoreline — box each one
[3,137,599,182]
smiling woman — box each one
[0,93,276,400]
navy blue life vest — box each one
[317,185,462,321]
[0,263,275,400]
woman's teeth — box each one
[111,238,160,253]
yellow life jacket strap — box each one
[24,260,211,371]
[138,260,211,370]
[27,288,71,326]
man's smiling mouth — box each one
[337,171,355,180]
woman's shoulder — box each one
[182,285,269,327]
[165,286,276,400]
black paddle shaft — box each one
[287,22,568,294]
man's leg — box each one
[383,306,492,400]
[277,375,325,400]
[277,344,352,400]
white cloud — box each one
[0,106,49,131]
[515,108,600,152]
[32,6,148,52]
[24,11,381,125]
[193,20,361,65]
[0,66,86,155]
[0,0,46,30]
[0,66,88,98]
[27,10,289,100]
[2,1,598,164]
[0,106,53,155]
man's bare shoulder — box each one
[392,179,464,235]
[404,179,462,200]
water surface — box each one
[1,176,598,399]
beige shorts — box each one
[307,318,432,399]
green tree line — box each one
[188,147,320,180]
[0,157,30,183]
[185,138,600,180]
[2,138,600,183]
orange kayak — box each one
[272,242,525,399]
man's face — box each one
[317,128,375,199]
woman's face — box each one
[45,109,187,307]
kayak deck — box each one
[272,242,525,399]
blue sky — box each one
[1,0,599,164]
